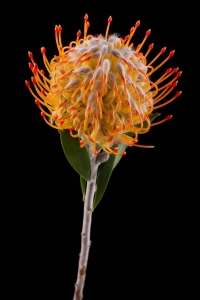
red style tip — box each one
[35,99,40,106]
[149,43,154,50]
[94,150,99,155]
[136,44,141,51]
[172,67,179,74]
[175,91,182,97]
[175,71,182,78]
[28,62,33,70]
[28,51,33,60]
[69,126,73,131]
[135,20,140,28]
[84,14,88,21]
[60,119,64,125]
[108,16,112,23]
[33,64,38,74]
[41,70,45,75]
[41,47,46,54]
[55,26,59,33]
[146,29,151,37]
[166,68,172,74]
[54,114,58,120]
[114,147,118,153]
[77,30,81,37]
[169,50,175,57]
[160,47,166,53]
[41,112,45,118]
[172,81,178,88]
[124,35,130,41]
[122,151,126,156]
[31,77,36,85]
[166,115,173,120]
[130,27,134,33]
[25,80,30,89]
[79,140,84,146]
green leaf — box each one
[112,144,127,170]
[60,130,91,181]
[144,113,161,127]
[80,176,87,199]
[134,113,161,129]
[112,132,134,170]
[93,154,116,210]
[112,114,161,170]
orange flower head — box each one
[26,14,182,156]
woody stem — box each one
[73,157,98,300]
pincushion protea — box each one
[26,14,181,156]
[25,15,182,300]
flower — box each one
[26,14,182,156]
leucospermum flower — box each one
[26,15,182,156]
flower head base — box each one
[26,15,182,156]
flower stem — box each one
[73,157,98,300]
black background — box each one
[8,1,197,299]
